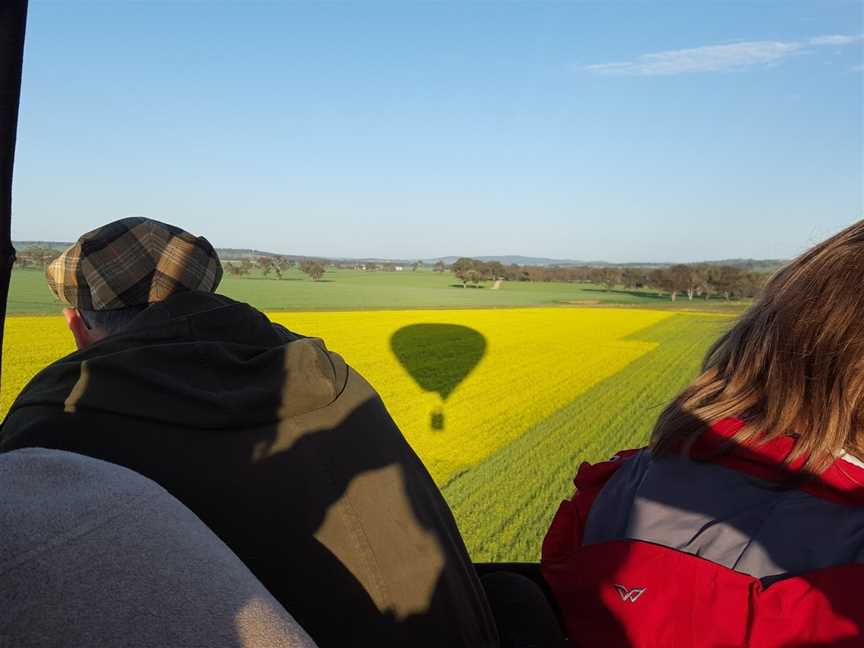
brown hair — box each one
[651,220,864,474]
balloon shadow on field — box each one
[0,302,499,648]
[389,324,486,432]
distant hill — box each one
[423,255,584,267]
[12,243,323,263]
[702,258,786,273]
[422,255,786,272]
[216,248,326,262]
[330,256,419,266]
[13,241,70,251]
[12,242,785,272]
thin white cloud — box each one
[584,34,864,76]
[809,34,864,46]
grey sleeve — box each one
[0,448,318,648]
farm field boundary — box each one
[443,312,732,561]
[0,308,733,562]
[5,267,751,315]
[268,307,674,483]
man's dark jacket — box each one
[1,291,498,648]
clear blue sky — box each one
[11,1,864,262]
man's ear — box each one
[63,308,99,350]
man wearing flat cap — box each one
[0,218,498,648]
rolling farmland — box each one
[6,266,750,314]
[269,308,671,483]
[443,313,730,560]
[0,306,731,560]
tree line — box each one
[224,256,327,281]
[12,247,332,282]
[447,257,767,301]
[15,247,328,283]
[12,245,768,299]
[13,246,61,269]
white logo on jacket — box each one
[614,584,646,602]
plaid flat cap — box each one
[46,218,223,310]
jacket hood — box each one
[6,291,345,429]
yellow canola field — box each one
[1,316,75,415]
[272,309,671,483]
[1,308,672,484]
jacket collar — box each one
[692,418,864,507]
[91,290,287,350]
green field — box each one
[2,266,737,561]
[1,305,732,562]
[6,266,749,314]
[444,313,728,560]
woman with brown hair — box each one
[541,220,864,648]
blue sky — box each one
[11,1,864,262]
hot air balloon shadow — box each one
[390,324,487,431]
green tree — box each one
[649,267,677,301]
[300,260,325,281]
[589,267,622,291]
[257,256,275,278]
[275,256,294,277]
[710,265,744,301]
[648,265,703,301]
[621,268,646,289]
[451,258,476,287]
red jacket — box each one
[541,419,864,648]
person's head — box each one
[47,218,222,349]
[652,220,864,473]
[62,305,149,348]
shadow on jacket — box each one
[0,291,498,648]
